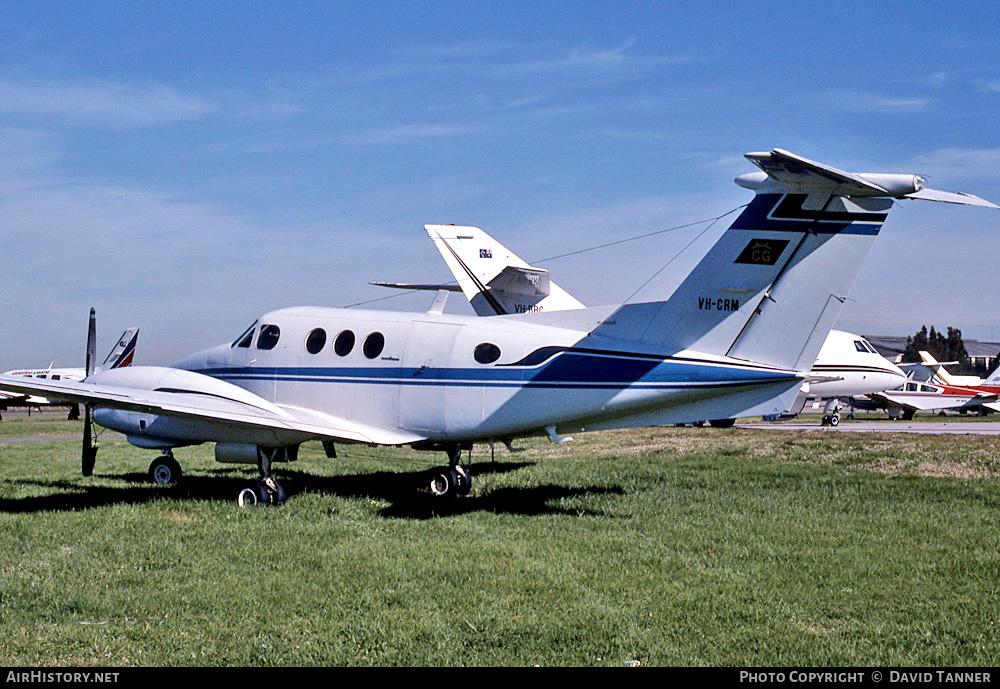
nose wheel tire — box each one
[237,478,286,507]
[429,466,472,498]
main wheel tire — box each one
[148,456,182,485]
[260,477,286,506]
[829,414,840,426]
[454,465,472,496]
[237,485,261,507]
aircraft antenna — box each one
[342,204,747,309]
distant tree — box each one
[901,325,974,375]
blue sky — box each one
[3,1,1000,367]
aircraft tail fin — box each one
[101,328,139,369]
[424,224,585,315]
[917,351,962,385]
[984,362,1000,386]
[590,149,997,371]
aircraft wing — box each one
[0,390,28,404]
[0,371,424,446]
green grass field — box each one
[1,410,998,666]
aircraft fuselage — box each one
[121,305,802,446]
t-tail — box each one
[424,224,585,315]
[590,148,998,372]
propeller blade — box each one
[85,307,96,378]
[82,307,98,476]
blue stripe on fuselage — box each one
[191,350,798,391]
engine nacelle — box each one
[215,442,299,464]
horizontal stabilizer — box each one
[738,148,1000,208]
[742,148,891,196]
[486,265,551,297]
[904,188,1000,209]
[371,282,462,292]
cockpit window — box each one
[854,341,867,353]
[232,320,258,348]
[257,324,280,350]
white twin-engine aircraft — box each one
[0,148,995,505]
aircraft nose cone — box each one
[884,363,907,390]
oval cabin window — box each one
[363,332,385,359]
[334,330,355,356]
[305,328,326,355]
[474,343,501,364]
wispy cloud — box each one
[908,147,1000,182]
[817,90,931,114]
[354,123,481,145]
[0,78,216,127]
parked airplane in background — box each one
[784,331,906,425]
[0,325,138,419]
[918,350,991,388]
[867,352,1000,419]
[384,224,906,426]
[0,148,995,506]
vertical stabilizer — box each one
[985,363,1000,386]
[101,328,139,370]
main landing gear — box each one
[428,444,472,498]
[148,450,183,484]
[237,447,288,507]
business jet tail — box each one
[424,224,585,315]
[589,148,998,372]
